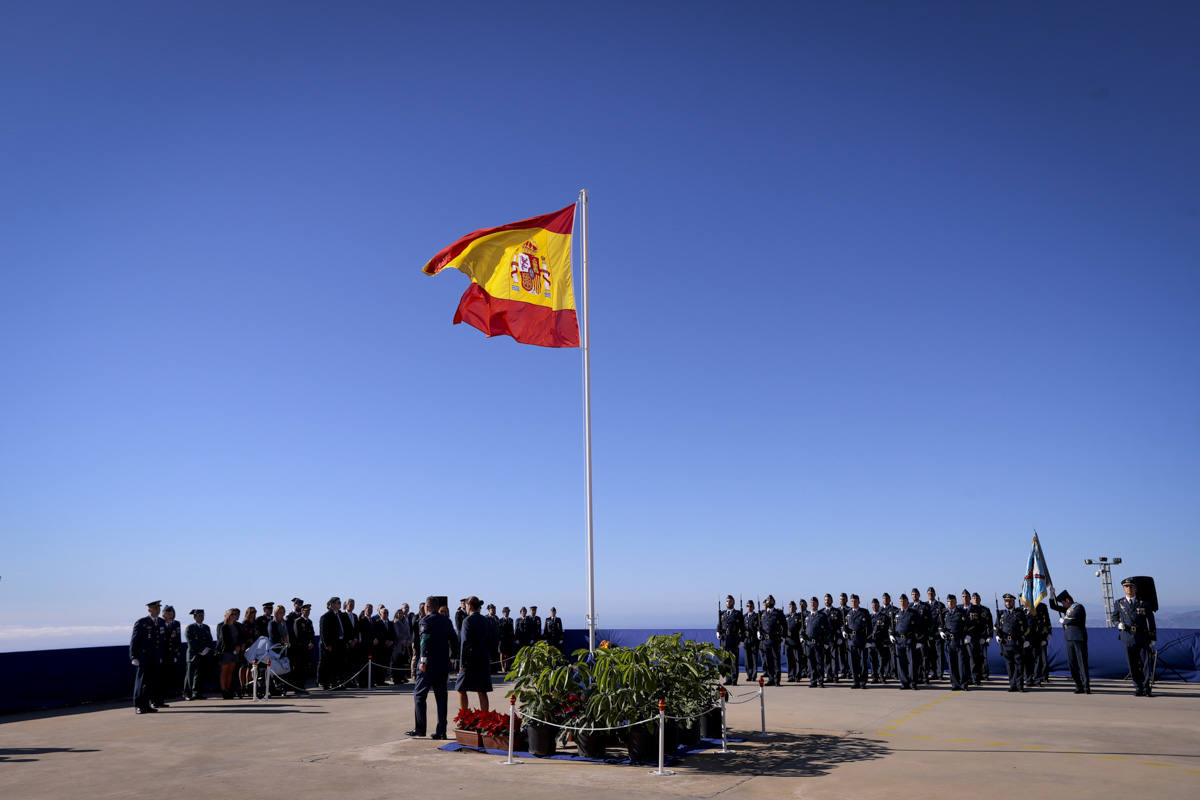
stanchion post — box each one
[368,654,373,690]
[758,675,767,736]
[265,660,271,700]
[718,685,731,754]
[650,698,674,776]
[252,660,259,701]
[498,696,523,765]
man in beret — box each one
[1115,578,1156,696]
[1049,590,1089,694]
[130,600,165,714]
[184,609,214,700]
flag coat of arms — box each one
[1020,532,1054,609]
[421,204,579,348]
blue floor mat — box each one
[439,736,744,765]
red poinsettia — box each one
[454,708,512,736]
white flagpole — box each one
[579,189,596,653]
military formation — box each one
[716,580,1157,696]
[129,596,566,714]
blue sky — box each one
[1,1,1197,650]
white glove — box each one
[916,643,923,650]
[995,635,1001,644]
[1118,622,1126,631]
[964,636,972,644]
[889,635,896,644]
[939,631,947,640]
[1023,641,1031,648]
[131,658,140,666]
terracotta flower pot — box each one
[454,729,483,748]
[482,732,522,751]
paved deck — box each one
[2,677,1198,799]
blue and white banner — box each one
[1021,532,1054,609]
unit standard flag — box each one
[1020,532,1054,609]
[421,204,579,348]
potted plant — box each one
[453,708,485,748]
[506,641,577,757]
[646,634,731,746]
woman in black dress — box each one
[455,596,497,712]
[238,606,258,697]
[216,608,242,699]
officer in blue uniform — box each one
[544,607,564,654]
[995,593,1027,692]
[940,593,971,691]
[879,593,899,679]
[925,587,947,681]
[743,600,760,682]
[161,605,182,704]
[407,594,460,739]
[961,589,982,684]
[130,600,166,714]
[907,588,929,683]
[868,598,891,683]
[803,597,829,687]
[1115,577,1156,696]
[844,594,871,689]
[717,595,743,685]
[1024,601,1052,687]
[836,593,852,678]
[822,594,843,683]
[785,601,804,682]
[891,594,923,690]
[759,596,785,685]
[184,609,214,700]
[1049,590,1089,694]
[972,592,993,681]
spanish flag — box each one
[422,204,579,348]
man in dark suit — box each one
[1049,589,1089,694]
[319,597,346,690]
[407,595,459,739]
[1115,577,1156,696]
[184,609,214,700]
[130,600,165,714]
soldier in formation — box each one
[717,595,743,685]
[1115,577,1156,697]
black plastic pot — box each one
[575,729,608,759]
[677,716,702,747]
[526,722,557,757]
[623,723,659,764]
[664,719,680,753]
[698,707,724,739]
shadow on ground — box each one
[684,732,890,778]
[0,747,100,763]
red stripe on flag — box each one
[422,204,576,275]
[452,283,579,348]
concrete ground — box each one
[1,675,1198,799]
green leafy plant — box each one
[505,641,581,730]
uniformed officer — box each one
[891,594,923,690]
[844,594,871,689]
[995,593,1027,692]
[822,594,843,683]
[868,598,891,683]
[1024,600,1052,687]
[256,601,274,639]
[925,587,947,681]
[940,594,971,691]
[1049,590,1090,694]
[961,589,983,684]
[454,599,468,636]
[759,595,785,686]
[544,607,564,654]
[907,588,928,683]
[292,603,314,693]
[318,597,346,689]
[161,605,182,703]
[743,600,760,682]
[514,607,532,650]
[529,605,543,643]
[498,607,516,672]
[717,595,744,685]
[1115,578,1156,696]
[803,597,829,687]
[879,592,899,679]
[785,601,804,682]
[972,592,993,680]
[184,609,214,700]
[836,593,852,678]
[406,594,459,740]
[130,600,165,714]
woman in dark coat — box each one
[455,596,497,711]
